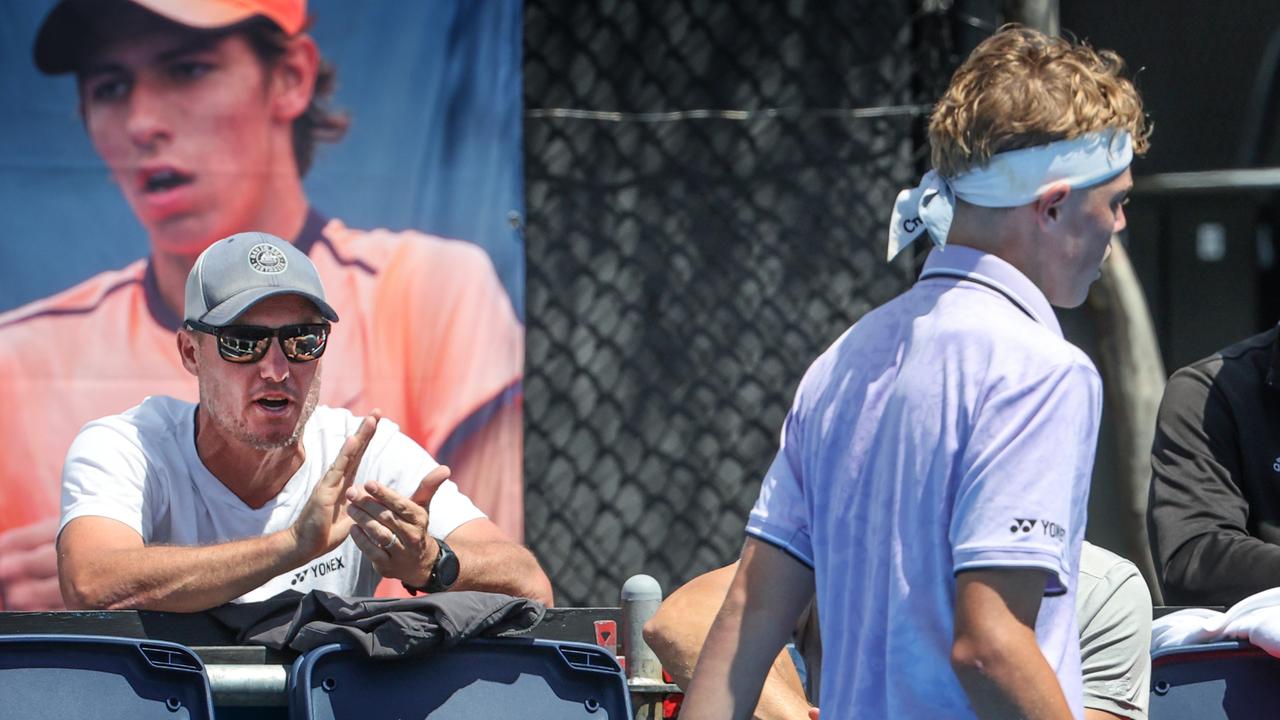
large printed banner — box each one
[0,0,525,609]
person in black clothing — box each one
[1148,326,1280,606]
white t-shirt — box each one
[60,396,486,603]
[748,246,1100,718]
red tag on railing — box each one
[594,619,618,657]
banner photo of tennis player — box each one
[0,0,525,609]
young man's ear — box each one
[1034,182,1071,227]
[270,34,320,123]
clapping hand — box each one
[291,411,380,559]
[346,464,452,585]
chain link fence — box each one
[523,0,997,606]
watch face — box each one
[438,548,461,587]
[430,539,460,591]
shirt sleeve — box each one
[951,359,1101,593]
[1078,558,1153,719]
[357,420,486,540]
[746,405,814,568]
[60,420,151,540]
[381,237,524,458]
[1147,365,1280,606]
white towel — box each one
[1151,587,1280,657]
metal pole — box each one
[621,573,663,682]
[205,664,289,706]
[621,573,664,719]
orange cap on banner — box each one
[128,0,304,34]
[34,0,307,75]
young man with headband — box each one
[680,25,1149,719]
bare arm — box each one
[448,519,553,605]
[346,467,554,607]
[58,517,309,612]
[951,569,1072,720]
[58,414,380,612]
[644,562,812,720]
[679,538,815,720]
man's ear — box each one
[177,331,201,377]
[270,34,320,123]
[1034,182,1071,227]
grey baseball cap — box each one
[184,232,339,327]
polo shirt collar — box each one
[919,244,1062,338]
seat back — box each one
[1150,641,1280,719]
[289,638,631,719]
[0,634,215,720]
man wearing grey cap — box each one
[56,233,552,612]
[0,0,524,611]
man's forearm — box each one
[680,580,794,719]
[644,563,812,720]
[680,539,814,720]
[951,570,1072,720]
[450,538,554,606]
[60,529,305,612]
[952,624,1072,719]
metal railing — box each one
[0,574,677,719]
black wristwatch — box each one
[403,537,459,595]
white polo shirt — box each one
[747,244,1100,718]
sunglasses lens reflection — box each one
[282,328,326,361]
[218,329,272,363]
[215,325,328,363]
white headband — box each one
[886,130,1133,260]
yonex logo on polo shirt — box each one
[248,243,288,274]
[1009,517,1066,541]
[1010,518,1036,533]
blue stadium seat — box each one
[288,638,632,719]
[1150,640,1280,719]
[0,634,215,720]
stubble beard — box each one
[245,379,321,450]
[200,372,323,451]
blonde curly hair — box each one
[929,25,1150,178]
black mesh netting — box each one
[523,0,997,606]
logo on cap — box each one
[248,243,288,274]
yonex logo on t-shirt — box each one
[290,553,346,585]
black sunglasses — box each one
[184,320,331,364]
